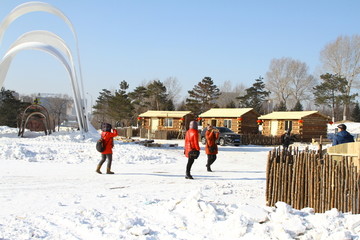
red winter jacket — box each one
[184,128,200,158]
[101,129,118,154]
[205,129,219,155]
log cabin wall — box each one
[301,115,328,142]
[238,111,260,134]
[140,114,194,132]
[201,112,259,134]
[261,114,328,142]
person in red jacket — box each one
[96,123,118,174]
[184,120,200,179]
[205,125,219,172]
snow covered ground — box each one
[0,123,360,240]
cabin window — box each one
[285,120,292,131]
[164,118,173,127]
[224,119,232,128]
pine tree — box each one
[128,86,150,115]
[237,76,270,113]
[0,88,28,127]
[274,101,287,111]
[351,102,360,122]
[226,100,236,108]
[291,100,303,111]
[108,80,134,126]
[185,77,220,116]
[313,73,353,121]
[146,80,173,110]
[92,89,114,126]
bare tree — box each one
[266,57,315,109]
[163,77,182,106]
[46,95,72,131]
[217,80,246,107]
[320,35,360,120]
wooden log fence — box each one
[266,147,360,213]
[240,134,282,145]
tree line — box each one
[1,34,360,129]
[92,35,360,127]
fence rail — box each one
[266,147,360,213]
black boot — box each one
[206,164,212,172]
[185,173,194,179]
[185,158,194,179]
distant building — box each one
[199,108,260,134]
[138,110,194,132]
[258,111,330,142]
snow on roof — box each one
[139,110,192,118]
[259,111,330,120]
[199,108,257,117]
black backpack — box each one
[96,138,105,152]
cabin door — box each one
[211,119,217,127]
[151,118,159,132]
[270,120,278,136]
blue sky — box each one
[0,0,359,103]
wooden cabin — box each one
[198,108,260,134]
[138,110,194,132]
[258,111,330,142]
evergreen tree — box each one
[92,89,114,126]
[93,81,135,127]
[226,100,236,108]
[0,88,28,127]
[351,102,360,122]
[291,100,303,111]
[128,86,150,115]
[274,101,287,111]
[147,80,172,110]
[237,76,270,113]
[313,73,353,121]
[185,77,220,116]
[108,80,134,126]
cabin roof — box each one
[139,110,192,118]
[199,108,258,117]
[258,111,329,120]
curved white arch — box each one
[0,42,85,133]
[0,1,87,132]
[4,30,82,116]
[0,2,74,43]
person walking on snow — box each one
[184,121,200,179]
[96,123,118,174]
[205,125,219,172]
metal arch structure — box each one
[0,41,86,134]
[19,104,52,137]
[0,30,86,133]
[0,1,88,134]
[18,106,52,137]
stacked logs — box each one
[266,147,360,213]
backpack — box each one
[96,138,105,152]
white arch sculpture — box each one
[0,42,86,132]
[0,1,88,133]
[0,31,85,131]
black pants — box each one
[207,154,217,167]
[186,158,195,175]
[98,154,113,169]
